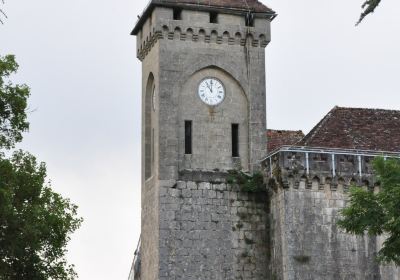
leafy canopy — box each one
[0,55,30,149]
[338,157,400,265]
[0,55,82,279]
[0,151,83,280]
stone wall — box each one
[271,184,372,280]
[140,42,161,280]
[270,183,400,280]
[158,178,269,280]
[145,7,269,179]
[266,150,400,280]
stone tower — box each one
[131,1,276,279]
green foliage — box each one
[0,55,30,149]
[338,157,400,265]
[0,151,82,280]
[357,0,381,25]
[0,55,82,279]
[227,170,265,193]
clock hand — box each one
[206,82,212,93]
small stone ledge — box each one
[178,169,229,183]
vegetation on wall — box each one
[338,157,400,265]
[227,170,266,193]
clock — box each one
[198,77,225,106]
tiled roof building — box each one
[131,0,400,277]
[300,106,400,152]
[267,129,304,153]
[264,107,400,279]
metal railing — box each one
[262,145,400,178]
[128,236,141,280]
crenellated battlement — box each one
[136,7,271,60]
[263,146,400,193]
[265,146,400,280]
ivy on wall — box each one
[227,170,266,193]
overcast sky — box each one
[1,0,399,279]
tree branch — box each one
[0,0,6,25]
[356,0,381,26]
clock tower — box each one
[132,1,275,279]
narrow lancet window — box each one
[232,124,239,157]
[185,121,192,154]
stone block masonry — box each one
[159,180,269,280]
[270,183,400,280]
[265,148,400,280]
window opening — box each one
[232,124,239,157]
[210,12,218,23]
[185,121,192,154]
[173,8,182,20]
[245,12,254,27]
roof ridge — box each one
[267,129,303,133]
[335,106,400,113]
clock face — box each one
[198,78,225,106]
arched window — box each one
[145,74,154,180]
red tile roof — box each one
[267,129,304,153]
[299,106,400,152]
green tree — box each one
[0,55,29,149]
[338,157,400,265]
[0,151,82,279]
[357,0,381,25]
[0,55,82,279]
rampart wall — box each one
[265,149,400,280]
[158,173,269,280]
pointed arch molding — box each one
[172,64,249,102]
[177,65,250,171]
[144,72,155,180]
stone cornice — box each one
[137,24,270,61]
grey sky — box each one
[0,0,399,279]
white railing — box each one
[262,146,400,178]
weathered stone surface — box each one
[159,181,269,280]
[132,2,400,280]
[266,150,400,280]
[270,185,400,280]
